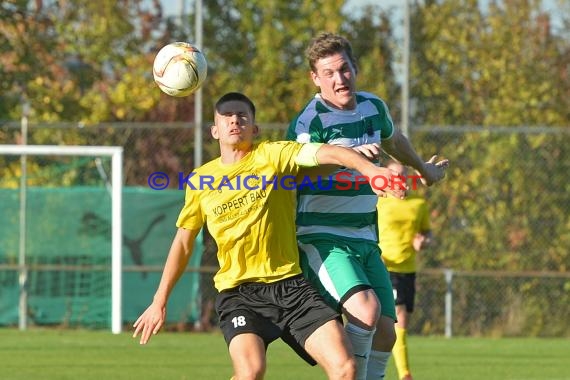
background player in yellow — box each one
[377,160,432,380]
[133,92,406,380]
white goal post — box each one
[0,145,123,334]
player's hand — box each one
[132,302,166,345]
[366,166,407,199]
[413,233,426,251]
[418,155,449,186]
[352,143,381,161]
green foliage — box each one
[0,0,162,123]
[201,0,346,123]
[343,6,399,106]
[416,129,570,272]
[411,0,568,126]
[2,0,566,126]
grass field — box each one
[0,328,568,380]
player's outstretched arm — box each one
[297,143,380,183]
[133,227,200,344]
[418,155,449,186]
[352,143,381,161]
[382,130,449,186]
[313,143,406,199]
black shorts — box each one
[389,272,416,313]
[215,274,341,366]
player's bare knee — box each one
[372,318,397,351]
[388,328,396,347]
[325,355,356,380]
[230,354,266,380]
[233,367,265,380]
[379,331,396,351]
[346,355,358,378]
[342,294,380,329]
[344,305,380,329]
[364,302,381,326]
[360,312,379,329]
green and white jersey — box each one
[286,92,395,244]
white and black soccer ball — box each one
[152,42,208,97]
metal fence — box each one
[413,269,570,337]
[194,266,570,338]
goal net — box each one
[0,145,123,333]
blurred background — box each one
[0,0,568,338]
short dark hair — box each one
[306,32,357,74]
[214,92,256,120]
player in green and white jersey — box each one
[287,32,449,380]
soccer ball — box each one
[152,42,208,97]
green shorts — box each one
[298,237,396,321]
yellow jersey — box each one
[176,141,307,291]
[377,193,430,273]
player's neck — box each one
[219,143,253,165]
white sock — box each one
[366,350,391,380]
[345,323,375,380]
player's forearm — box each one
[315,144,380,177]
[153,228,197,305]
[297,164,339,182]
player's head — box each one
[386,160,406,177]
[306,32,358,110]
[306,32,358,75]
[386,160,410,194]
[211,92,258,146]
[214,92,256,121]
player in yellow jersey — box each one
[133,92,407,380]
[376,160,432,380]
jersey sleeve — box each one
[176,177,206,230]
[286,110,325,143]
[258,141,309,175]
[369,97,395,140]
[294,143,323,167]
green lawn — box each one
[0,328,568,379]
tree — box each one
[343,5,399,119]
[411,0,567,126]
[0,0,164,125]
[407,0,570,272]
[201,0,346,124]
